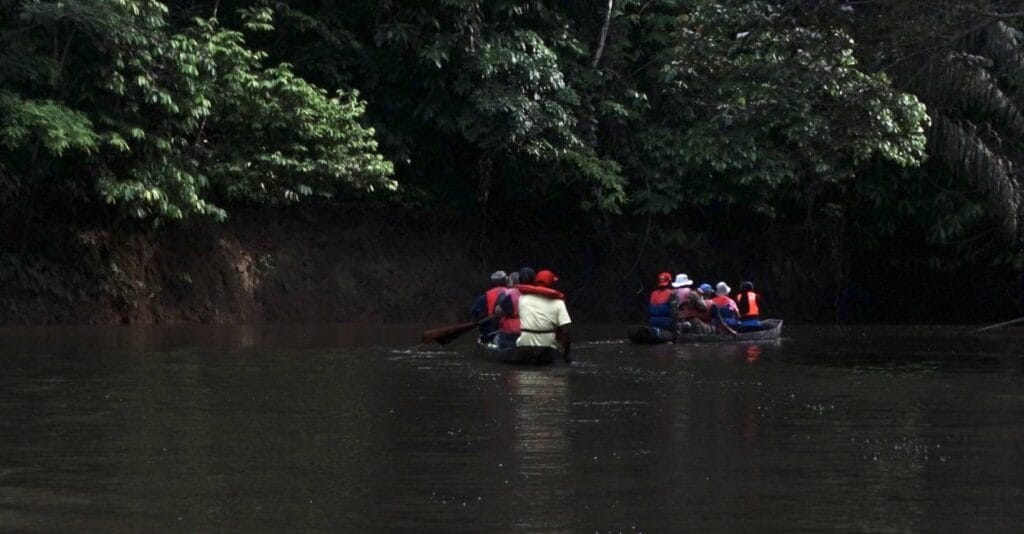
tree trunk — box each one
[592,0,614,68]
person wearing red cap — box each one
[516,269,572,362]
[646,272,678,332]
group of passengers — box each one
[470,267,572,360]
[647,273,763,337]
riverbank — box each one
[0,204,481,325]
[0,202,1019,325]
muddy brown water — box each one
[0,324,1021,531]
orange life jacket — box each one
[737,291,760,319]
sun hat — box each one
[698,283,714,295]
[490,270,508,285]
[657,272,672,287]
[716,281,731,296]
[535,270,559,287]
[671,274,693,288]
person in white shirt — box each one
[516,269,572,362]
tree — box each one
[843,0,1024,246]
[618,1,929,220]
[0,0,393,222]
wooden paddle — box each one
[972,316,1024,334]
[421,314,499,345]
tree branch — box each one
[592,0,614,68]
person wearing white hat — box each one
[670,274,694,317]
[671,273,693,288]
[708,281,741,334]
[676,276,713,335]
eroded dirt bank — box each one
[1,203,1019,326]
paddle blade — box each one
[421,321,478,345]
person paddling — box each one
[471,270,507,343]
[517,269,572,362]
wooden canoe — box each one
[675,319,783,343]
[475,339,565,365]
[629,319,784,344]
[627,325,675,344]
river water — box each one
[0,324,1021,532]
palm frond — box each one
[929,114,1021,238]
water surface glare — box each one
[0,324,1021,531]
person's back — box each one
[671,273,695,320]
[647,272,675,330]
[735,281,763,330]
[677,284,714,335]
[697,284,715,323]
[471,271,507,341]
[495,267,534,349]
[518,293,570,348]
[516,270,572,361]
[709,281,740,332]
[680,289,704,320]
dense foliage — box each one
[1,0,1021,321]
[0,0,393,222]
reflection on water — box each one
[0,324,1020,531]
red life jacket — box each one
[485,286,506,315]
[648,287,672,306]
[517,284,565,300]
[710,295,740,326]
[498,288,522,334]
[710,295,736,311]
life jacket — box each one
[736,290,760,319]
[498,288,522,334]
[710,295,740,326]
[647,287,674,329]
[517,284,565,300]
[485,286,506,315]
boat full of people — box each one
[630,319,783,344]
[468,267,573,364]
[629,273,781,344]
[437,267,779,357]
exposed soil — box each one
[0,203,1019,326]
